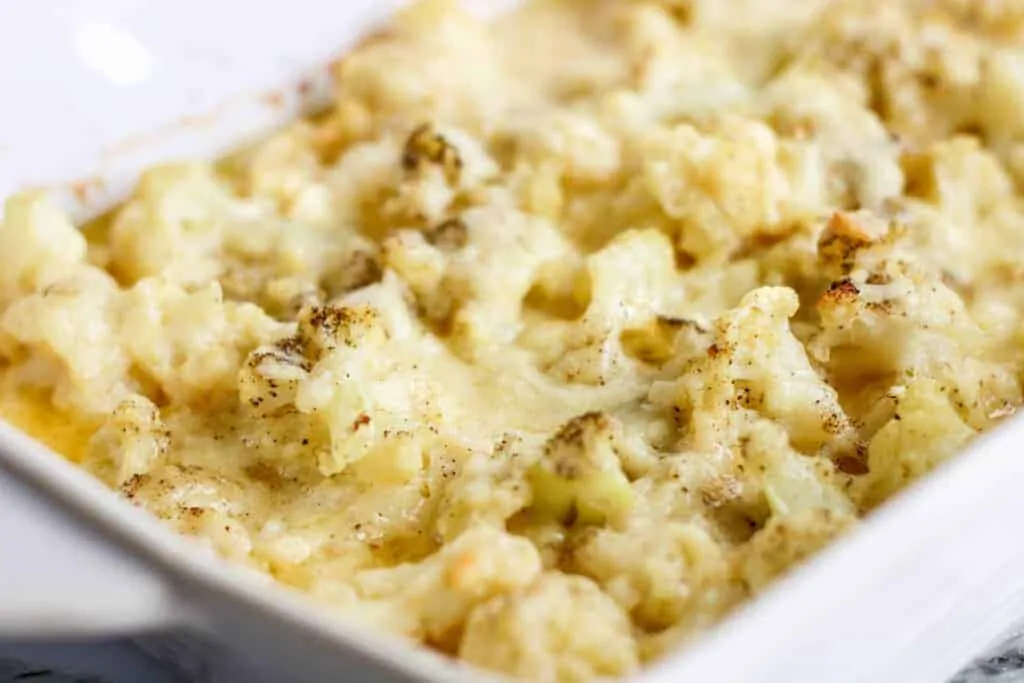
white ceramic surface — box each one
[0,0,389,222]
[3,2,1024,683]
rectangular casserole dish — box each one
[2,1,1024,681]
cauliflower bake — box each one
[3,0,1024,680]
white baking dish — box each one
[2,2,1024,682]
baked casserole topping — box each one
[4,0,1024,679]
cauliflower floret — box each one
[0,193,87,307]
[567,519,734,633]
[614,3,748,119]
[528,412,634,526]
[4,271,284,417]
[643,116,792,264]
[286,276,458,476]
[0,268,131,416]
[901,137,1024,288]
[741,419,855,517]
[912,137,1015,224]
[435,437,534,542]
[352,525,542,648]
[83,396,168,486]
[498,111,621,187]
[332,0,506,132]
[296,302,387,358]
[111,162,367,308]
[292,305,407,475]
[403,123,497,187]
[676,287,857,456]
[337,270,424,340]
[815,274,1019,430]
[795,0,985,146]
[318,137,405,236]
[381,229,449,315]
[239,122,323,209]
[386,203,575,355]
[740,507,857,593]
[584,228,681,329]
[459,572,639,683]
[980,46,1024,146]
[762,64,903,210]
[545,229,680,386]
[449,207,575,354]
[218,214,371,314]
[109,163,251,284]
[238,303,421,474]
[386,123,499,225]
[856,379,977,508]
[120,278,285,406]
[238,337,312,417]
[811,211,1021,430]
[815,209,895,279]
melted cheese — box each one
[0,389,95,463]
[2,1,1024,681]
